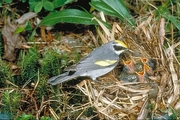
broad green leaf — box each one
[40,9,99,26]
[29,0,38,11]
[52,0,74,8]
[34,2,43,13]
[90,0,135,26]
[43,1,54,11]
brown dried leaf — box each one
[2,17,27,61]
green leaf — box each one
[52,0,74,8]
[43,1,54,11]
[29,0,38,11]
[25,21,33,31]
[34,2,43,13]
[90,0,135,26]
[15,27,25,33]
[14,21,33,33]
[4,0,12,4]
[157,6,170,15]
[164,15,180,30]
[20,113,33,119]
[40,9,99,26]
[65,0,74,4]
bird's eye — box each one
[113,45,124,51]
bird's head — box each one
[113,40,128,55]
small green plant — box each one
[16,113,51,120]
[0,59,13,87]
[28,0,74,13]
[36,74,48,98]
[40,48,63,77]
[16,113,34,120]
[1,90,21,117]
[16,47,39,84]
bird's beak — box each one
[127,49,134,53]
[127,49,133,53]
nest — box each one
[68,16,180,119]
[47,14,180,120]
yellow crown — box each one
[115,40,128,48]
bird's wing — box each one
[75,42,119,71]
[64,41,119,71]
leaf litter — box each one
[2,17,28,61]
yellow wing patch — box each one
[94,60,117,66]
[115,40,128,48]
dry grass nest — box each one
[65,16,180,120]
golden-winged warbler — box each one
[48,40,128,85]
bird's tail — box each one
[47,72,79,85]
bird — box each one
[122,60,135,74]
[136,59,155,82]
[118,71,138,82]
[140,57,156,76]
[136,69,146,82]
[120,58,150,83]
[118,60,137,82]
[47,40,128,85]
